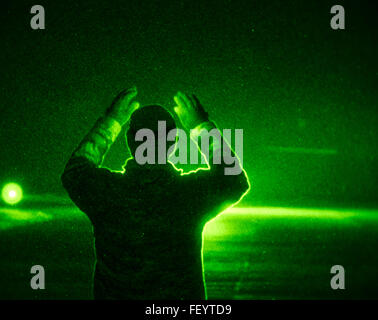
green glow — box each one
[0,208,52,230]
[203,206,378,238]
[2,183,23,205]
[216,206,374,219]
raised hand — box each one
[106,86,140,125]
[173,91,209,130]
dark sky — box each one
[1,0,377,204]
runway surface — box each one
[1,203,378,299]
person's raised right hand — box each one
[173,91,209,130]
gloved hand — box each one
[173,91,209,130]
[106,86,140,125]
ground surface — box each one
[1,204,378,299]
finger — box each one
[125,87,138,100]
[121,86,136,94]
[173,95,181,106]
[177,91,192,109]
[191,94,205,113]
[113,87,137,104]
[188,94,198,110]
[130,101,140,112]
[119,90,138,109]
[174,94,185,111]
[173,106,180,115]
[124,101,140,120]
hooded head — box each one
[126,105,177,161]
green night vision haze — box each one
[0,0,377,300]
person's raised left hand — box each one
[106,86,140,125]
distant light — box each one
[2,183,23,205]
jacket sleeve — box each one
[61,116,123,214]
[181,121,250,224]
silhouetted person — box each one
[61,87,249,299]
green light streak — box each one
[219,206,374,218]
[203,206,378,240]
[0,208,52,230]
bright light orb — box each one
[2,183,23,205]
